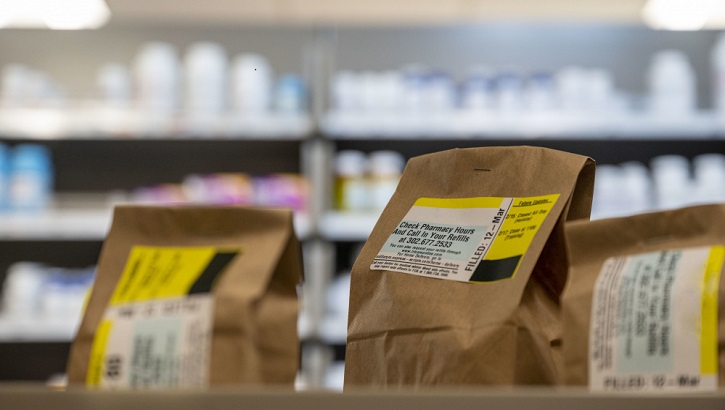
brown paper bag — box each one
[563,204,725,392]
[67,205,302,388]
[345,146,595,387]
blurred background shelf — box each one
[322,111,725,139]
[0,210,111,240]
[0,317,79,342]
[0,207,312,240]
[0,108,313,140]
[318,212,379,241]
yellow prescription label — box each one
[589,246,723,392]
[371,194,559,283]
[111,246,214,304]
[86,320,113,387]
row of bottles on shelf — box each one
[329,50,704,117]
[0,262,94,323]
[3,143,724,224]
[0,143,53,212]
[2,47,709,118]
[132,42,306,116]
[333,149,725,222]
[3,34,725,138]
[330,65,619,116]
[333,150,406,213]
[323,33,725,136]
[0,142,311,215]
[0,263,348,332]
[592,153,725,220]
[0,42,309,138]
[131,172,309,213]
[0,259,349,342]
[1,42,307,116]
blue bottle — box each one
[274,74,307,115]
[10,144,53,212]
[0,143,9,211]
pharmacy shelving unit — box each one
[4,110,725,386]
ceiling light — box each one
[0,0,111,30]
[642,0,722,30]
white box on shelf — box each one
[0,315,80,342]
[318,211,380,242]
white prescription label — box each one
[589,246,723,392]
[90,295,214,389]
[371,195,558,283]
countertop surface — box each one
[1,384,723,410]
